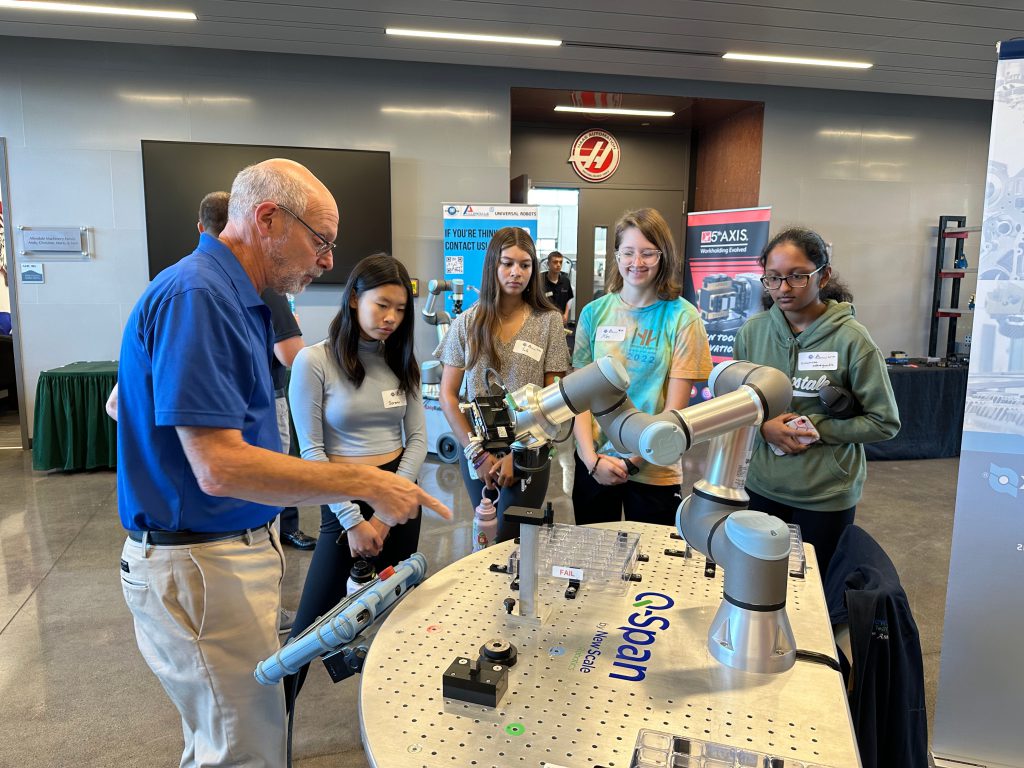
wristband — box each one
[472,451,492,469]
[588,456,602,476]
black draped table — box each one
[32,361,117,471]
[866,365,968,461]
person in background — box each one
[436,227,570,543]
[572,208,713,525]
[285,252,426,700]
[733,227,900,576]
[543,250,574,324]
[116,158,449,767]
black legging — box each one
[284,454,421,705]
[458,449,551,543]
[744,488,855,579]
[571,452,682,526]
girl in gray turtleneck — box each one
[285,254,426,702]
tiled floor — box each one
[0,410,956,767]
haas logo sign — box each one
[568,129,621,182]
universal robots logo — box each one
[446,205,458,216]
[984,463,1024,498]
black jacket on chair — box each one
[824,525,928,768]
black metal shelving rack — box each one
[929,214,979,358]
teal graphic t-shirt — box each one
[573,293,713,485]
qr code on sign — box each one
[445,256,464,274]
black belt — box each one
[128,529,250,546]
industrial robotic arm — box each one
[468,357,799,673]
[421,278,464,400]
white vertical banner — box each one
[933,39,1024,768]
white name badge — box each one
[798,351,839,371]
[381,389,407,408]
[596,325,627,342]
[513,339,543,362]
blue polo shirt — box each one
[117,233,282,532]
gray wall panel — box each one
[0,37,990,435]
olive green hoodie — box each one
[733,300,900,512]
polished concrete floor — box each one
[0,411,956,767]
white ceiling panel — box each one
[0,0,1019,99]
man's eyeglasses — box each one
[615,248,662,265]
[760,263,827,290]
[276,203,336,258]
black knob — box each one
[503,597,516,614]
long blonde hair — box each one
[606,208,681,300]
[466,227,557,370]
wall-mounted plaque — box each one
[18,226,91,260]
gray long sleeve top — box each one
[289,337,427,529]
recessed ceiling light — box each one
[381,106,494,119]
[386,27,561,47]
[723,52,872,69]
[819,129,914,141]
[554,106,674,117]
[0,0,195,19]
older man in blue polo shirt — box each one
[117,158,450,768]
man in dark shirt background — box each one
[543,250,574,324]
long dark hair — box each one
[607,208,682,300]
[466,227,557,369]
[328,253,419,392]
[759,226,853,309]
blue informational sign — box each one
[442,203,538,313]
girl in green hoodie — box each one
[733,227,900,576]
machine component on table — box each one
[465,355,799,673]
[421,278,464,461]
[442,638,517,708]
[632,728,839,768]
[253,554,428,686]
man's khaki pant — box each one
[120,526,286,768]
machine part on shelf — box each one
[479,638,518,668]
[564,579,580,599]
[442,656,509,708]
[664,548,688,558]
[253,554,427,685]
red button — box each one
[379,566,396,580]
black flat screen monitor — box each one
[141,140,391,284]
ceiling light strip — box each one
[554,106,675,117]
[386,27,561,47]
[723,52,872,69]
[0,0,195,19]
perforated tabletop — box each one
[360,522,859,768]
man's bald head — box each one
[227,158,337,226]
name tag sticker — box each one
[513,339,543,362]
[382,389,407,408]
[596,325,626,342]
[798,351,838,371]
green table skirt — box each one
[32,361,118,471]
